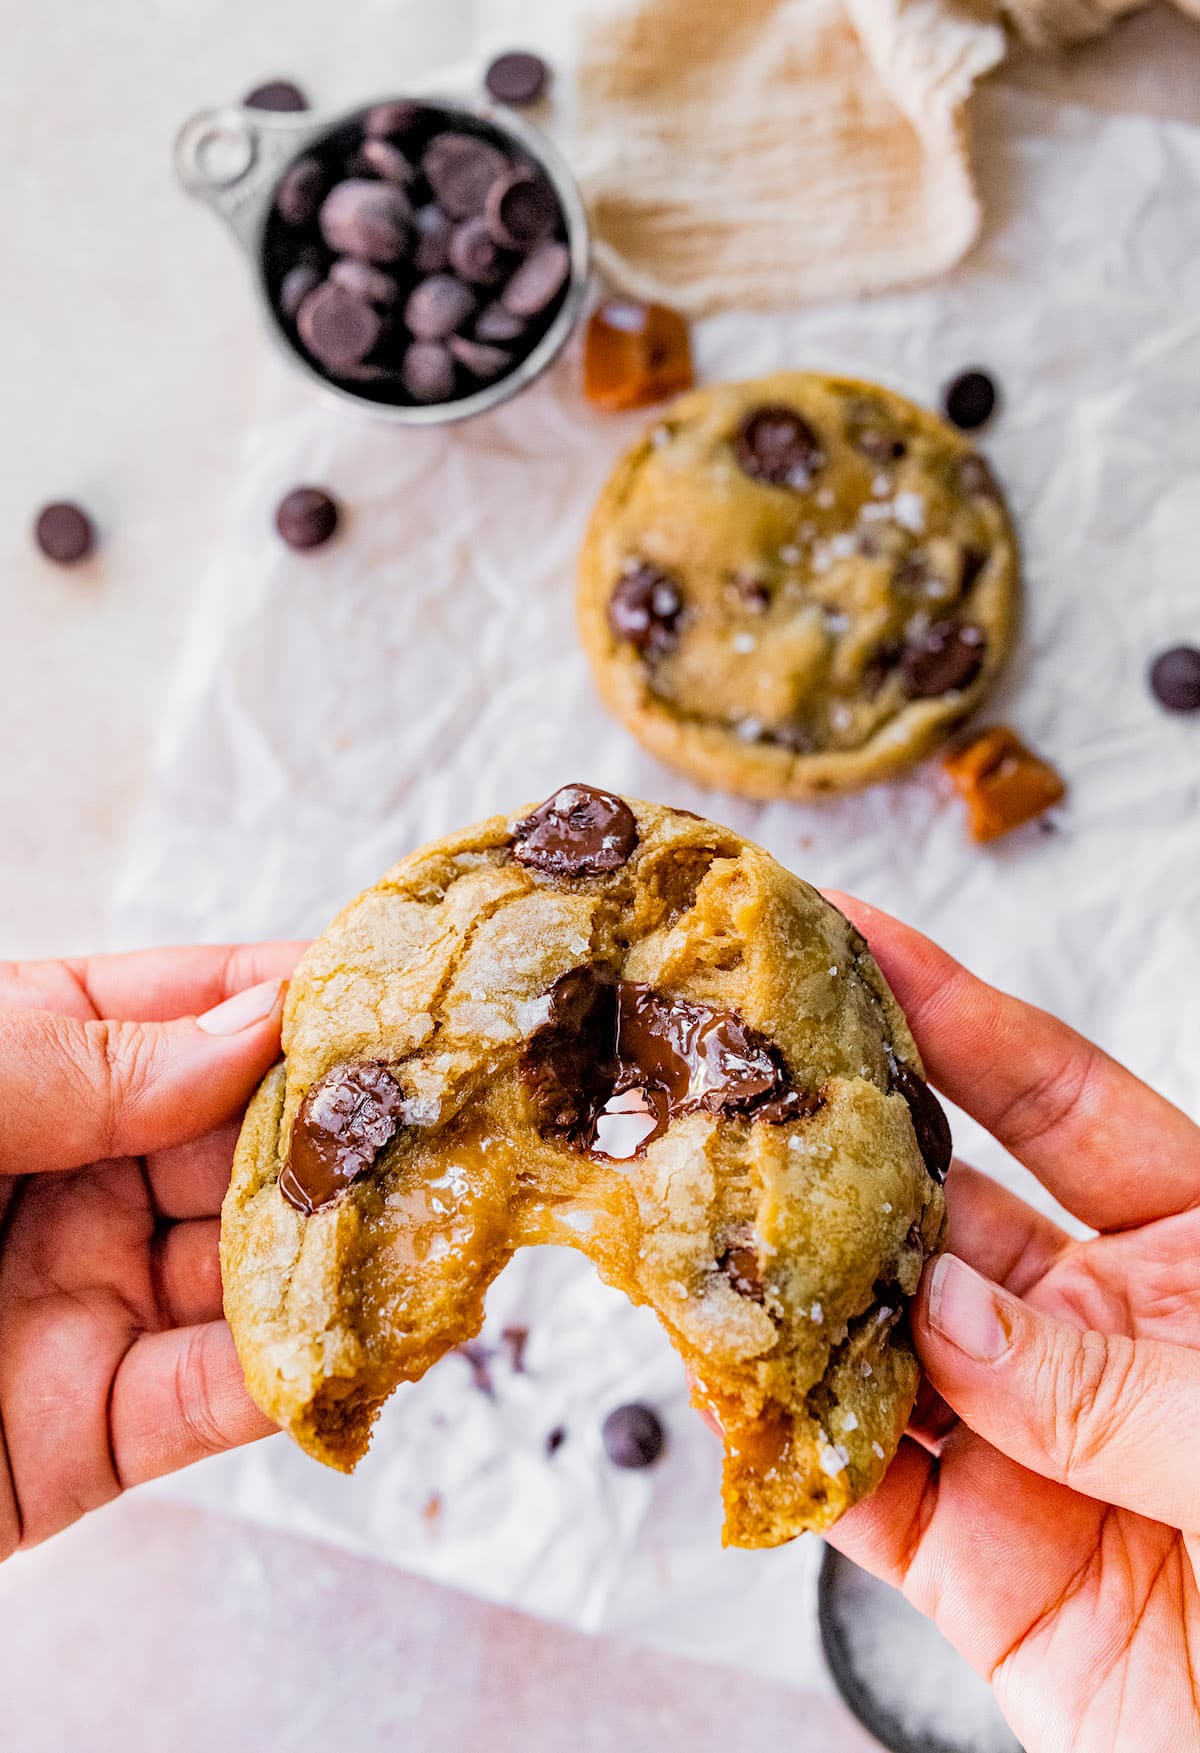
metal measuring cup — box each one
[173,89,590,425]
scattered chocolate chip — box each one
[718,1239,766,1303]
[602,1404,664,1469]
[900,620,987,698]
[275,485,340,550]
[501,239,570,318]
[485,51,549,106]
[957,453,1000,499]
[458,1342,495,1397]
[296,281,383,372]
[329,257,400,306]
[278,1060,406,1212]
[501,1326,529,1372]
[405,273,476,339]
[274,155,326,226]
[402,340,456,403]
[943,369,998,432]
[318,178,412,263]
[447,335,510,379]
[485,168,558,250]
[545,1425,567,1455]
[475,301,527,344]
[279,261,322,320]
[1149,646,1200,714]
[512,783,639,878]
[608,562,684,658]
[889,1060,952,1183]
[734,406,825,489]
[360,138,415,187]
[363,100,425,139]
[34,501,94,565]
[448,215,508,285]
[521,967,617,1135]
[412,203,454,274]
[423,132,509,219]
[244,79,308,112]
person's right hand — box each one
[824,897,1200,1753]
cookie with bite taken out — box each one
[221,785,948,1547]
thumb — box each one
[917,1252,1200,1532]
[0,979,285,1175]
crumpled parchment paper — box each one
[113,85,1200,1693]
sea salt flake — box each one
[778,543,802,564]
[815,485,835,508]
[838,1410,859,1433]
[872,1440,886,1460]
[818,1441,849,1479]
[872,473,891,496]
[651,424,672,448]
[892,490,926,532]
[828,965,839,977]
[735,716,764,742]
[732,632,757,654]
[881,1201,893,1214]
[809,1301,824,1324]
[828,532,856,560]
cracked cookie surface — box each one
[222,786,947,1546]
[578,372,1019,798]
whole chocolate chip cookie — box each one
[578,373,1019,798]
[222,786,947,1547]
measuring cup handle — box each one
[173,106,310,250]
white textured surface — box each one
[108,80,1200,1692]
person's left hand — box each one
[0,941,304,1561]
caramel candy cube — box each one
[583,297,693,411]
[943,726,1065,843]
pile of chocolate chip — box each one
[264,101,572,407]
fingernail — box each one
[197,978,283,1036]
[926,1254,1014,1362]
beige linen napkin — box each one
[573,0,1199,312]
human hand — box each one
[0,942,304,1560]
[823,897,1200,1753]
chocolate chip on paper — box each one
[244,78,308,112]
[484,51,549,107]
[602,1404,665,1469]
[34,501,95,565]
[275,486,340,551]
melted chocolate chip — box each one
[520,968,818,1159]
[900,620,987,698]
[512,784,639,878]
[602,1403,664,1468]
[862,643,903,699]
[718,1239,766,1303]
[607,562,684,658]
[278,1060,407,1213]
[889,1060,952,1183]
[734,406,825,490]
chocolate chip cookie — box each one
[222,785,947,1547]
[578,373,1019,798]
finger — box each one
[110,1321,276,1489]
[825,893,1200,1231]
[153,1219,224,1327]
[145,1120,242,1220]
[944,1162,1069,1295]
[919,1252,1200,1530]
[0,941,305,1023]
[0,980,285,1176]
